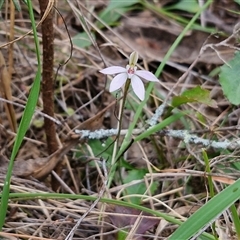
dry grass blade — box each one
[65,159,108,239]
[0,232,54,240]
[0,51,17,132]
[0,0,55,49]
[1,0,240,239]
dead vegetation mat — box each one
[0,1,240,239]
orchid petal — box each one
[99,66,126,75]
[135,70,159,82]
[109,73,128,92]
[131,75,145,101]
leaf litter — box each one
[0,0,240,239]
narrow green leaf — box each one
[0,69,41,231]
[135,112,185,142]
[219,51,240,105]
[98,0,139,27]
[164,0,200,13]
[169,178,240,239]
[12,0,21,11]
[202,150,214,198]
[72,32,96,48]
[0,0,21,10]
[0,0,41,230]
[230,205,240,239]
[108,0,139,9]
[0,0,4,9]
[99,7,126,27]
[234,0,240,5]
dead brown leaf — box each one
[12,134,80,179]
[107,205,159,239]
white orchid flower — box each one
[99,51,159,101]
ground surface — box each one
[0,1,240,239]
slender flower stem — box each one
[116,79,131,147]
[108,79,131,187]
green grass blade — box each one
[0,0,4,9]
[12,0,21,11]
[134,112,185,142]
[1,0,22,11]
[0,70,41,229]
[0,0,41,230]
[202,149,217,238]
[230,204,240,239]
[169,178,240,239]
[202,150,214,197]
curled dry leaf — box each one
[12,134,80,179]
